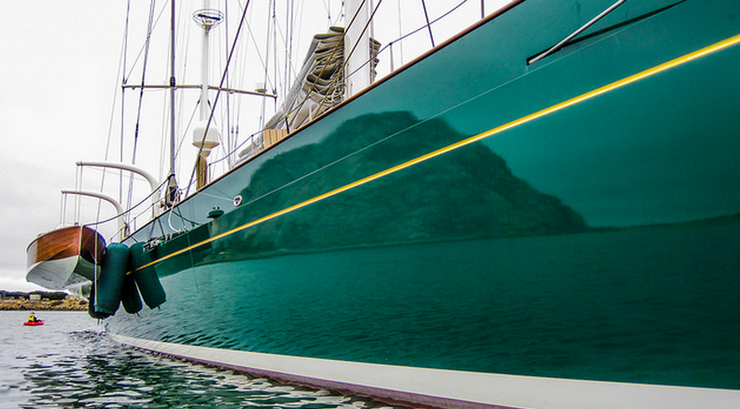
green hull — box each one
[110,0,740,399]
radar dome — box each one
[192,120,221,154]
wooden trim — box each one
[27,226,106,268]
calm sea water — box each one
[0,311,402,409]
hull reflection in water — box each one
[111,221,740,389]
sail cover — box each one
[263,27,379,136]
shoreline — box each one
[0,299,87,311]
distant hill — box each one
[0,290,86,311]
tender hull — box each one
[105,0,740,407]
[26,225,105,291]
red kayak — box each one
[23,320,45,326]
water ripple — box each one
[0,312,406,409]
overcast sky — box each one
[0,0,510,292]
[1,1,128,291]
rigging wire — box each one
[224,0,233,167]
[120,0,132,209]
[158,80,169,180]
[92,0,481,229]
[421,0,435,47]
[130,0,157,167]
[376,0,469,59]
[322,0,332,25]
[75,164,82,223]
[174,0,192,187]
[127,0,158,218]
[320,0,473,116]
[235,1,253,163]
[270,0,282,103]
[123,2,170,85]
[86,0,132,236]
[60,194,67,228]
[260,0,275,133]
[215,0,472,169]
[83,178,168,229]
[175,104,201,165]
[285,0,295,103]
[241,8,273,97]
[223,0,251,165]
[396,0,404,67]
[222,128,262,163]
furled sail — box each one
[241,27,379,160]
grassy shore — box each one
[0,298,87,311]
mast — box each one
[344,0,374,98]
[192,3,223,190]
[166,0,180,207]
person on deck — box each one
[28,312,38,322]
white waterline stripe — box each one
[110,333,740,409]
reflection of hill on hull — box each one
[217,112,588,257]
